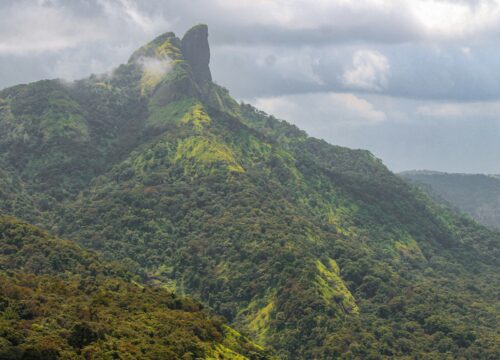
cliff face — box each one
[181,24,212,84]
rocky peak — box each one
[181,24,212,84]
[128,32,182,64]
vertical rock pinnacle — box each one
[181,24,212,84]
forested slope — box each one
[0,216,270,359]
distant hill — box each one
[0,24,499,359]
[401,171,500,229]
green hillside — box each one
[0,216,269,359]
[0,25,499,359]
[401,171,500,229]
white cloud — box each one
[253,96,299,119]
[0,3,106,55]
[332,93,387,122]
[409,0,500,39]
[0,0,169,56]
[47,45,133,81]
[137,56,173,77]
[461,47,472,56]
[417,103,465,118]
[211,0,500,42]
[417,100,500,119]
[212,0,410,30]
[97,0,168,35]
[254,92,387,129]
[342,50,390,91]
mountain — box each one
[0,216,269,359]
[0,24,499,359]
[401,171,500,229]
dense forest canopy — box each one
[0,216,270,359]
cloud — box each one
[178,0,500,46]
[417,100,500,119]
[0,0,169,56]
[137,56,173,77]
[333,93,387,122]
[417,103,465,118]
[255,50,324,85]
[0,0,172,86]
[342,50,390,91]
[4,0,492,57]
[97,0,168,35]
[254,92,386,129]
[0,2,106,55]
[213,42,500,101]
[47,46,133,81]
[408,0,500,39]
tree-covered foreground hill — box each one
[0,25,499,359]
[0,216,270,359]
[401,171,500,229]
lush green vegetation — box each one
[0,216,270,359]
[401,170,500,229]
[0,24,498,359]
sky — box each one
[1,0,500,173]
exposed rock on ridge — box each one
[181,24,212,84]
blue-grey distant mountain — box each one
[401,171,500,229]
